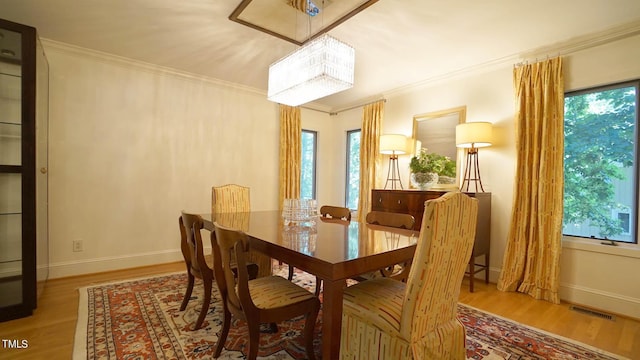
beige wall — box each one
[43,33,640,319]
[340,34,640,319]
[46,42,282,277]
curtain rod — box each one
[329,99,387,115]
[299,98,387,115]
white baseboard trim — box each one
[488,267,639,320]
[48,249,186,279]
[560,283,640,320]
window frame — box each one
[300,129,317,200]
[563,79,640,244]
[345,129,361,210]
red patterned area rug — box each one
[74,265,625,360]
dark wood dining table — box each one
[201,210,419,359]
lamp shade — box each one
[380,134,407,155]
[456,122,493,148]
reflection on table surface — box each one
[202,210,418,264]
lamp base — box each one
[384,155,404,190]
[460,148,485,192]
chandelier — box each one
[268,34,355,107]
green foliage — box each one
[409,148,456,177]
[563,85,636,238]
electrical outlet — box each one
[73,240,83,252]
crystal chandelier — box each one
[268,34,355,107]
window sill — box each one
[562,236,640,259]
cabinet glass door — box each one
[0,27,23,308]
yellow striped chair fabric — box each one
[211,184,271,277]
[212,184,251,213]
[340,192,478,359]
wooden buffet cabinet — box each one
[371,189,491,291]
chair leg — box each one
[246,320,261,360]
[484,253,490,284]
[303,301,320,360]
[469,257,475,293]
[314,277,322,297]
[288,265,294,281]
[268,322,278,333]
[213,308,231,358]
[180,272,195,311]
[194,276,212,330]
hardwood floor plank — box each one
[0,264,638,359]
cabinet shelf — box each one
[0,18,49,322]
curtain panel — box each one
[278,104,301,211]
[357,101,384,222]
[497,57,564,304]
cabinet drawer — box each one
[372,191,409,212]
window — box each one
[345,129,361,209]
[563,80,639,244]
[300,130,317,199]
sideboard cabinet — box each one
[0,18,49,321]
[371,189,490,291]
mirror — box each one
[411,106,466,189]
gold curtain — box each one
[357,101,384,222]
[497,57,564,304]
[278,104,301,211]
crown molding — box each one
[40,38,267,96]
[383,19,640,99]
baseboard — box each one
[559,283,640,320]
[487,266,639,320]
[48,249,186,279]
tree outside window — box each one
[346,130,361,209]
[301,130,317,199]
[563,81,638,243]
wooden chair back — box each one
[179,212,207,277]
[320,205,351,221]
[178,211,213,329]
[212,222,252,316]
[212,222,320,360]
[366,211,415,230]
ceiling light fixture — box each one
[268,33,355,107]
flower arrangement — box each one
[409,148,456,177]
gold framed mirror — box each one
[411,106,466,189]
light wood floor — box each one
[0,262,638,359]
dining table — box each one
[201,210,419,359]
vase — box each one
[411,172,439,190]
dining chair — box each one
[178,212,213,330]
[354,211,416,282]
[179,211,258,330]
[365,210,415,229]
[320,205,352,221]
[212,222,320,360]
[339,192,478,359]
[212,184,272,278]
[287,205,352,296]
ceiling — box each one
[2,0,640,112]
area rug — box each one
[74,265,625,359]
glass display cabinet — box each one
[0,18,49,321]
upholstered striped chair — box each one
[212,184,272,277]
[340,192,478,359]
[212,222,320,360]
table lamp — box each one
[380,134,407,190]
[456,122,492,192]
